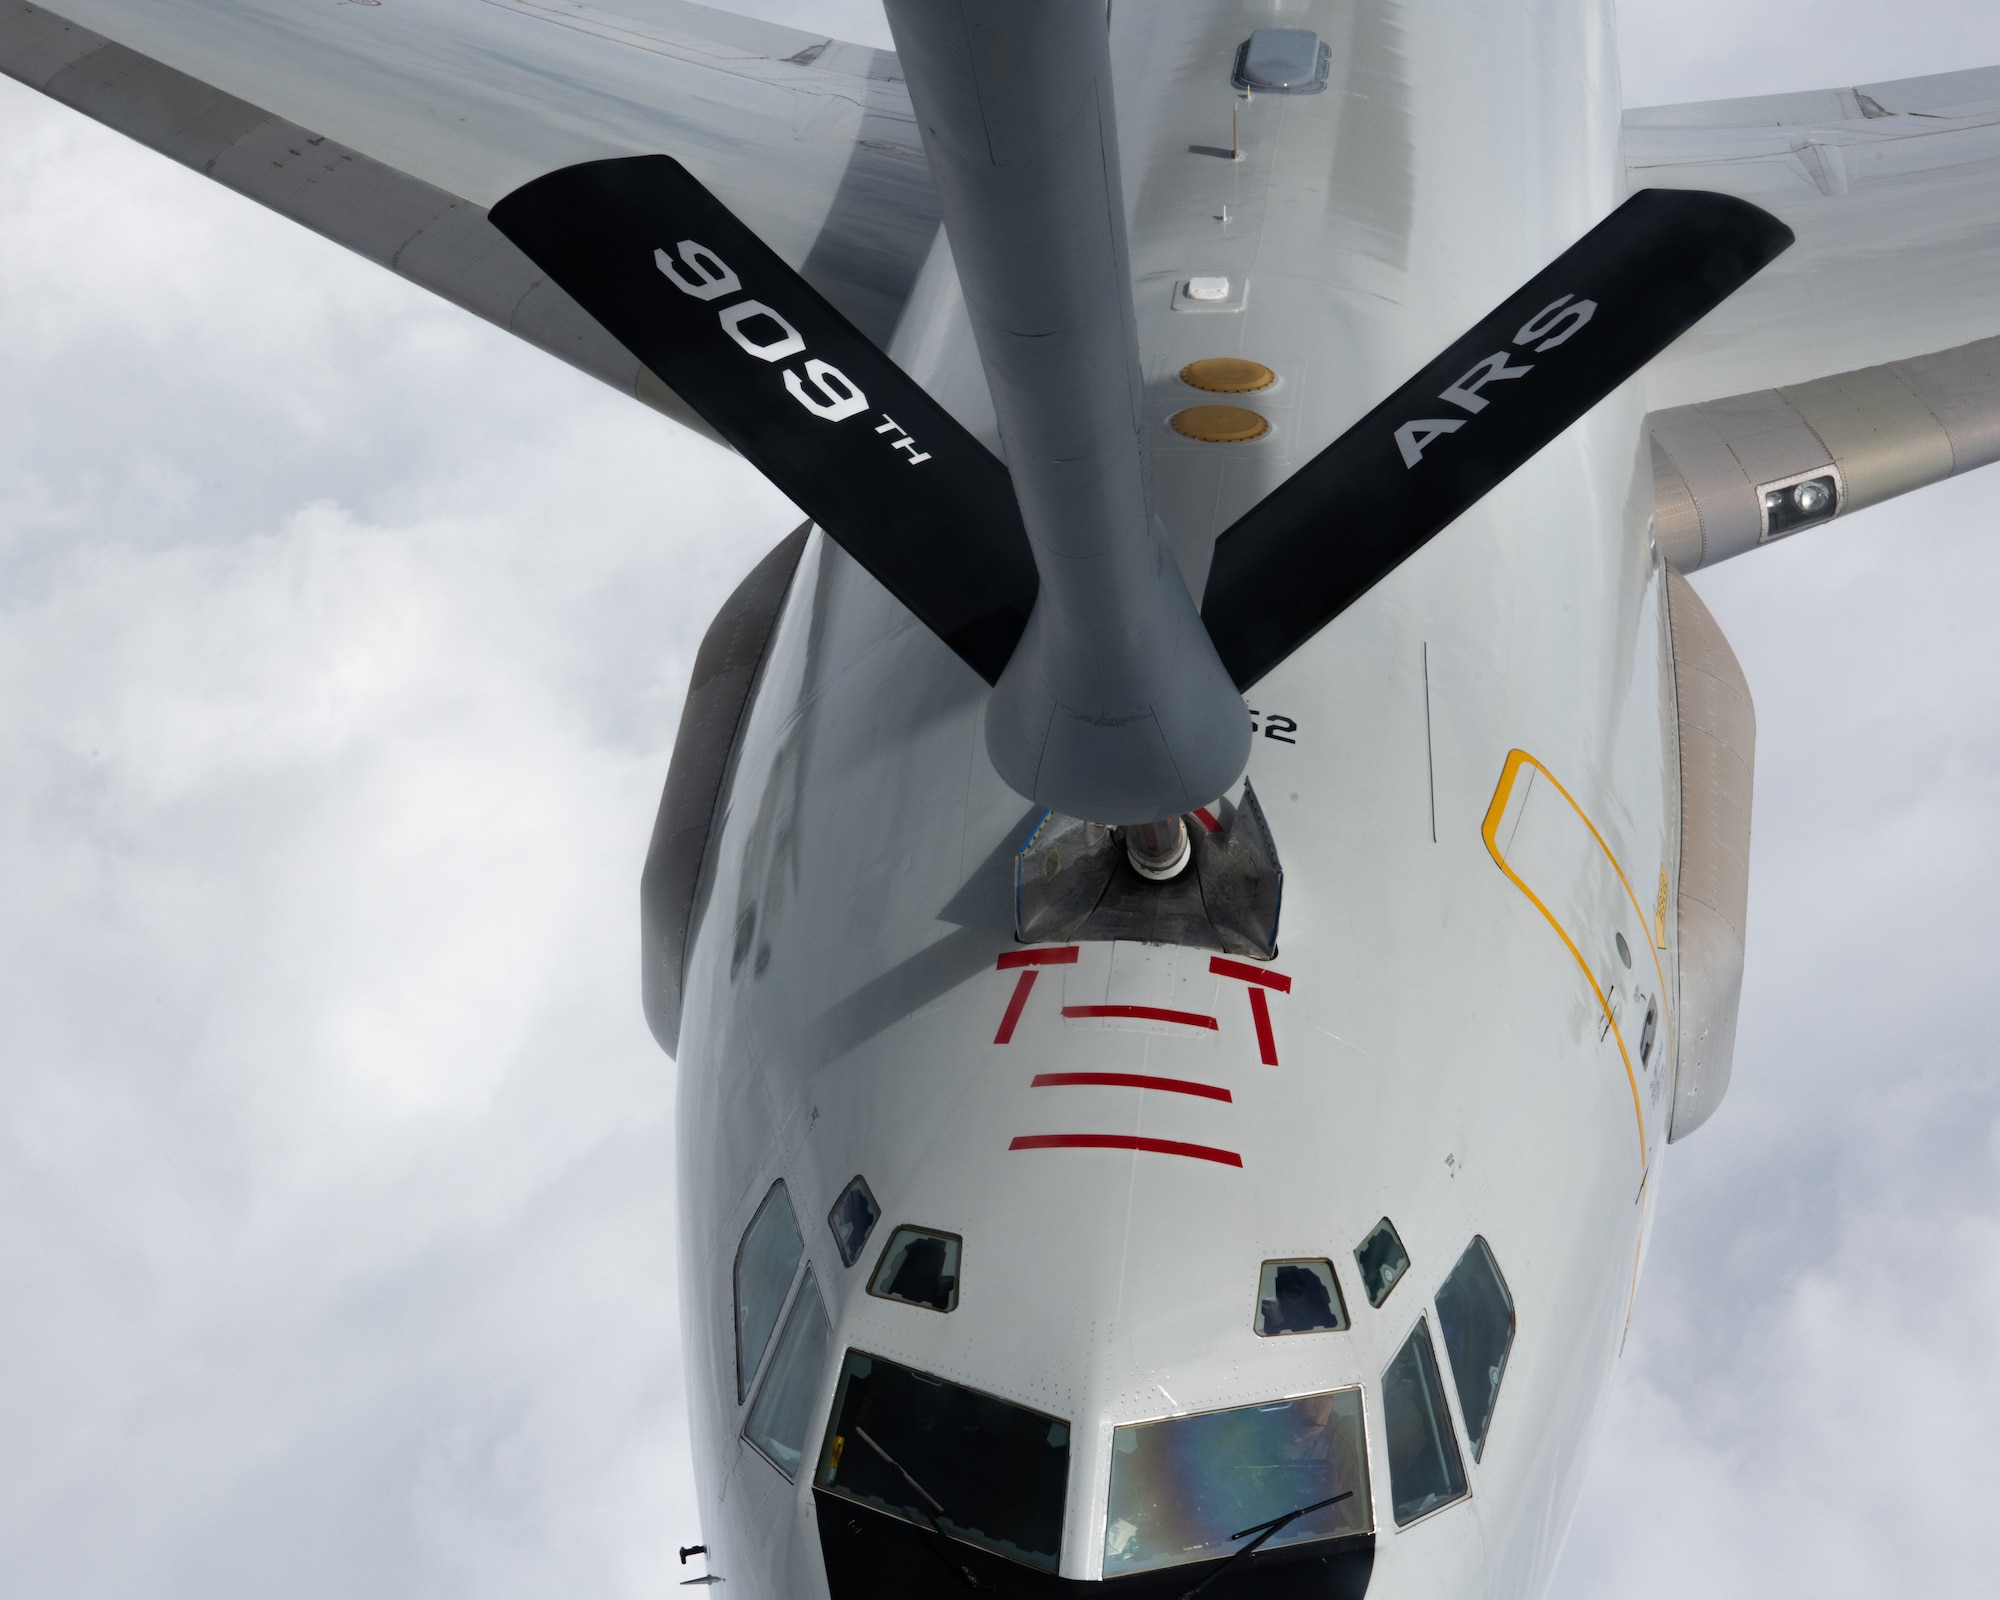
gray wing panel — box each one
[1649,332,2000,570]
[10,0,937,349]
[0,0,723,439]
[1627,65,2000,130]
[1630,68,2000,407]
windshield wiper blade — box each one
[1229,1491,1352,1544]
[853,1427,948,1521]
[851,1428,983,1592]
[1177,1490,1354,1600]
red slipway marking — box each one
[1192,806,1222,834]
[1210,957,1289,1064]
[1009,1133,1242,1167]
[994,970,1038,1044]
[998,946,1080,970]
[1248,989,1279,1066]
[1063,1004,1219,1030]
[1031,1071,1233,1103]
[1209,956,1292,992]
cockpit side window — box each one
[1254,1259,1350,1335]
[734,1180,804,1401]
[744,1267,832,1478]
[867,1225,961,1312]
[1383,1316,1468,1525]
[817,1350,1069,1572]
[827,1175,881,1266]
[1354,1217,1411,1308]
[1433,1236,1516,1462]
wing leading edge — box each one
[1632,65,2000,409]
[1,0,942,430]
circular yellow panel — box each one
[1170,405,1270,443]
[1180,357,1276,393]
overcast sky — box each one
[3,3,2000,1597]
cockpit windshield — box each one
[815,1350,1070,1572]
[1102,1389,1373,1578]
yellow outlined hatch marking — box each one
[1482,750,1664,1172]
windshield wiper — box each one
[852,1427,983,1592]
[1177,1490,1354,1600]
[853,1427,948,1522]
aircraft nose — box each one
[814,1486,1376,1600]
[813,1345,1379,1600]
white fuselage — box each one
[677,4,1668,1597]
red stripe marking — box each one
[1192,806,1222,834]
[1062,1004,1219,1030]
[994,969,1038,1044]
[1009,1134,1243,1167]
[1209,956,1293,992]
[1249,987,1279,1065]
[998,946,1080,970]
[1031,1071,1232,1103]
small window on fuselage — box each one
[868,1226,961,1312]
[1383,1316,1468,1525]
[734,1180,804,1401]
[744,1267,832,1479]
[1354,1217,1411,1309]
[828,1175,880,1267]
[1434,1237,1516,1462]
[1255,1259,1349,1335]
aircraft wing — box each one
[0,0,939,441]
[1631,65,2000,409]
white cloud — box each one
[0,65,797,1600]
[726,0,890,48]
[1617,0,2000,105]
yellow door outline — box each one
[1481,750,1669,1171]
